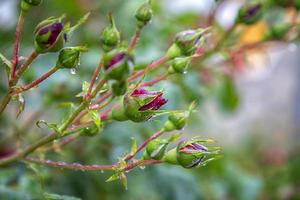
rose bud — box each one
[164,112,187,132]
[34,15,66,54]
[266,23,292,40]
[123,88,168,122]
[80,124,102,137]
[21,0,42,12]
[167,28,207,59]
[237,3,263,25]
[103,48,134,81]
[135,1,153,28]
[56,46,88,69]
[112,80,128,96]
[144,139,169,160]
[100,14,120,52]
[168,57,191,74]
[164,138,220,168]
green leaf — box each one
[43,192,81,200]
[36,120,59,133]
[88,109,101,129]
[120,172,128,190]
[130,137,137,153]
[106,173,119,182]
[66,12,90,35]
[0,53,12,79]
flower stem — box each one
[128,28,142,53]
[125,129,165,162]
[11,66,59,96]
[0,51,38,115]
[86,58,103,98]
[10,11,26,80]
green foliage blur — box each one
[0,0,299,199]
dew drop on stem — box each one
[70,68,77,75]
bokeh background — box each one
[1,0,300,199]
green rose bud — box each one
[21,0,42,12]
[145,139,169,160]
[267,23,292,40]
[164,113,187,132]
[111,104,129,121]
[167,28,208,59]
[123,88,167,122]
[169,57,191,74]
[34,15,66,54]
[164,138,220,168]
[80,124,102,137]
[135,1,153,28]
[112,80,128,96]
[56,46,88,69]
[100,14,120,51]
[103,48,134,81]
[237,3,263,25]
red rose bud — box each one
[103,48,134,81]
[144,139,169,160]
[164,138,220,168]
[100,14,120,51]
[135,1,153,28]
[34,15,66,54]
[164,112,187,132]
[237,3,263,25]
[167,28,208,59]
[56,46,88,69]
[123,88,167,122]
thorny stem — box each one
[11,66,59,96]
[125,129,165,162]
[24,157,162,172]
[11,11,26,80]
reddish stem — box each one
[125,129,165,162]
[11,12,25,80]
[128,28,141,53]
[11,67,58,96]
[24,157,162,172]
[86,59,103,98]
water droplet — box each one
[139,165,145,170]
[288,43,297,52]
[101,170,104,173]
[183,71,187,74]
[70,68,77,75]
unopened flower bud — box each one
[169,57,191,74]
[21,0,42,12]
[112,80,128,96]
[111,104,128,121]
[100,14,120,51]
[123,88,167,122]
[103,48,134,81]
[80,124,102,137]
[267,23,292,40]
[145,139,168,160]
[56,46,87,69]
[135,1,153,28]
[164,138,220,168]
[164,113,187,131]
[237,3,263,25]
[34,16,66,54]
[172,29,206,57]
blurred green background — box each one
[1,0,300,199]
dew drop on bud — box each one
[139,165,146,170]
[100,170,104,173]
[70,68,77,75]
